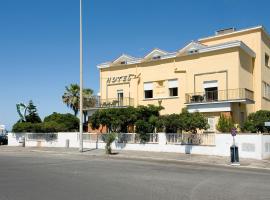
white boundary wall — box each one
[8,132,270,160]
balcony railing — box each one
[83,96,134,109]
[185,88,254,104]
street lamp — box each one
[79,0,84,152]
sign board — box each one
[231,128,237,137]
[107,73,141,84]
[265,122,270,127]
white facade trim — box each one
[187,102,231,113]
[144,48,169,59]
[199,41,256,58]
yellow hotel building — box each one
[89,26,270,132]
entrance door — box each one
[117,90,124,106]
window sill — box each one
[143,96,179,101]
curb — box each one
[106,154,270,172]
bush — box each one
[162,114,182,133]
[12,122,34,132]
[104,133,116,154]
[12,112,79,133]
[135,120,153,143]
[243,110,270,133]
[180,109,209,133]
[216,114,235,133]
[44,112,79,132]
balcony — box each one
[83,96,134,109]
[185,88,254,104]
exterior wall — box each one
[100,65,137,103]
[9,132,270,160]
[97,26,270,129]
[100,49,242,115]
[199,29,263,112]
[261,31,270,109]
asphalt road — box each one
[0,151,270,200]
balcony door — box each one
[203,80,218,102]
[117,90,124,106]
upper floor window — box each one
[203,80,218,101]
[144,82,153,99]
[168,79,178,97]
[152,55,161,60]
[265,53,269,68]
[263,82,270,99]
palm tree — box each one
[62,84,94,116]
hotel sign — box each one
[107,73,141,84]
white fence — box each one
[8,132,270,160]
[166,133,215,145]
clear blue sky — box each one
[1,0,270,130]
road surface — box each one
[0,150,270,200]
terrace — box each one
[185,88,254,104]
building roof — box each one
[198,25,270,42]
[97,26,260,69]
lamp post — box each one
[79,0,83,152]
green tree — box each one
[243,110,270,133]
[62,84,94,116]
[216,114,234,133]
[135,120,153,143]
[44,112,79,132]
[25,100,42,123]
[162,114,183,133]
[180,108,209,133]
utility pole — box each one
[79,0,84,152]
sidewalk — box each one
[1,146,270,170]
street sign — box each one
[265,122,270,127]
[231,128,237,137]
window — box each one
[152,55,161,60]
[144,82,153,99]
[120,61,126,65]
[117,90,124,106]
[263,82,270,99]
[168,79,178,97]
[203,80,218,101]
[265,53,269,67]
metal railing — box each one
[26,133,58,141]
[84,96,134,109]
[185,88,254,104]
[166,133,215,146]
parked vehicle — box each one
[0,134,8,145]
